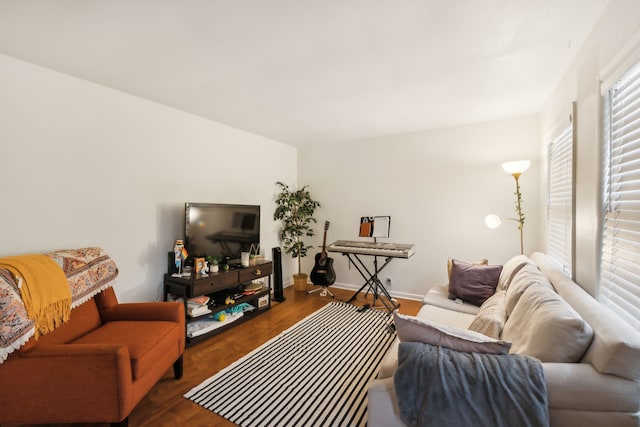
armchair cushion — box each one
[99,300,184,324]
[34,298,102,346]
[72,320,182,380]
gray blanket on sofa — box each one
[394,342,548,427]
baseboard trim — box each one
[330,282,424,301]
[281,280,423,301]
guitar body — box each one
[310,221,336,286]
[310,252,336,286]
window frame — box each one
[599,60,640,331]
[546,104,576,279]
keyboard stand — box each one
[343,252,400,315]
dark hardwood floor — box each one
[5,286,422,427]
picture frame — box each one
[194,257,206,275]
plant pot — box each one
[293,273,308,292]
[209,264,219,273]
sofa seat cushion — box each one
[417,304,476,329]
[71,320,181,380]
[422,284,480,316]
[502,285,594,363]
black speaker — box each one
[272,247,286,302]
[167,251,178,275]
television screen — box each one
[184,203,260,262]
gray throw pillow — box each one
[448,259,503,306]
[393,311,512,355]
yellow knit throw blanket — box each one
[0,254,71,338]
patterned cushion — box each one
[0,269,35,361]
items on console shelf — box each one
[167,294,215,318]
[186,303,255,338]
[187,312,243,338]
[163,260,273,345]
[187,295,212,317]
[242,279,264,295]
[172,240,189,277]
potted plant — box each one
[273,181,321,291]
[207,255,220,273]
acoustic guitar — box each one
[310,221,336,287]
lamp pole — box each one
[487,160,529,255]
[512,172,525,255]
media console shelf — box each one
[163,261,272,346]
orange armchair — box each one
[0,287,185,427]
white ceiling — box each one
[0,1,609,146]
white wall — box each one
[10,0,633,304]
[0,53,297,302]
[298,116,540,299]
[540,0,640,296]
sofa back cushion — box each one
[531,252,640,381]
[468,290,507,339]
[35,298,102,345]
[505,263,554,316]
[497,254,532,291]
[502,283,594,362]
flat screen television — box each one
[184,202,260,263]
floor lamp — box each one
[485,160,530,255]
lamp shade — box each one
[502,160,530,175]
[485,214,501,229]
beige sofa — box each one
[368,252,640,427]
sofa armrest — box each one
[544,362,640,413]
[368,377,405,427]
[0,344,133,422]
[99,301,185,324]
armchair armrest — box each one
[0,344,133,422]
[99,301,184,324]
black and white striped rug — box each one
[184,301,396,427]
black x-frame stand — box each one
[343,252,400,315]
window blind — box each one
[547,120,574,277]
[601,61,640,330]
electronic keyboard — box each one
[328,240,415,258]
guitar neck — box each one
[321,221,329,255]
